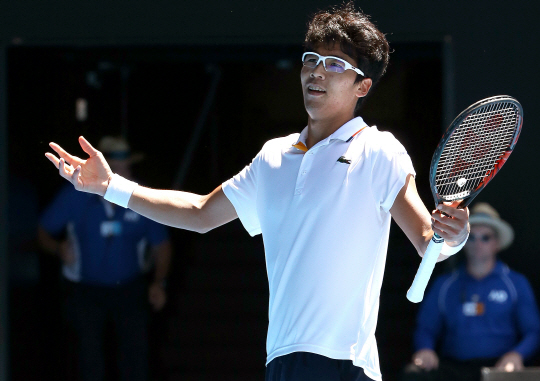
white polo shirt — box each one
[222,117,415,381]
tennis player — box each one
[45,3,469,381]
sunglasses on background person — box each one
[468,234,496,243]
[302,52,365,76]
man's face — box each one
[300,44,368,121]
[464,225,500,263]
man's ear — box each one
[356,78,372,98]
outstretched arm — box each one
[45,136,238,233]
[390,174,469,260]
[129,184,237,233]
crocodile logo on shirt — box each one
[337,156,351,164]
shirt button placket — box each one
[295,149,315,196]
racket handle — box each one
[407,234,445,303]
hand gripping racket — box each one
[407,95,523,303]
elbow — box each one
[183,190,233,234]
[185,212,212,234]
[190,204,216,234]
[195,224,212,234]
[194,221,220,234]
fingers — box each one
[495,352,523,372]
[45,152,60,168]
[432,211,461,233]
[148,289,167,311]
[431,203,469,242]
[47,152,83,191]
[72,164,82,184]
[78,136,99,156]
[58,158,79,185]
[58,158,72,178]
[49,142,84,167]
[437,202,469,218]
[496,360,519,372]
[413,351,439,371]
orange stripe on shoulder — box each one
[352,126,367,138]
[292,142,308,152]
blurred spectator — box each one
[38,136,172,381]
[403,202,540,381]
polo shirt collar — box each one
[330,116,369,142]
[292,117,369,152]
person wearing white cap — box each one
[406,203,540,381]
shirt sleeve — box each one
[369,131,416,212]
[414,276,446,351]
[511,274,540,359]
[39,185,80,236]
[222,150,263,237]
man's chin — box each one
[304,100,327,116]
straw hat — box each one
[97,136,144,164]
[469,202,514,250]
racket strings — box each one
[438,105,516,196]
[440,116,515,192]
[435,101,519,199]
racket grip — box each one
[406,234,445,303]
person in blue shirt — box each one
[404,202,540,381]
[38,136,172,381]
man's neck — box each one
[305,112,355,149]
[467,258,497,280]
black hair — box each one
[305,2,390,115]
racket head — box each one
[429,95,523,208]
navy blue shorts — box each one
[265,352,372,381]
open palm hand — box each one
[45,136,113,196]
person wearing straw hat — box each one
[405,203,540,381]
[38,136,171,381]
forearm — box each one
[389,176,440,259]
[127,185,237,233]
[129,187,206,232]
[512,334,539,360]
[390,175,469,262]
[37,226,61,255]
[414,330,437,352]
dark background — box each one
[1,1,539,381]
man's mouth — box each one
[307,84,326,95]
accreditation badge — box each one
[462,294,485,316]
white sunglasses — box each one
[302,52,365,76]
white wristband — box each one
[440,232,469,256]
[103,174,138,208]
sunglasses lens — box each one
[303,54,319,68]
[469,234,494,242]
[302,54,348,73]
[325,58,346,73]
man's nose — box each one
[310,60,326,79]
